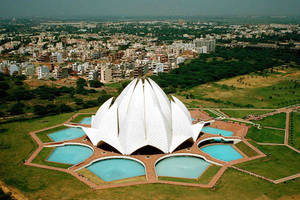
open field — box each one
[246,127,285,144]
[235,144,300,180]
[177,67,300,108]
[290,112,300,149]
[252,113,286,129]
[221,109,274,119]
[203,110,220,118]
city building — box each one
[37,65,50,79]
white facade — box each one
[82,78,204,155]
[37,65,50,79]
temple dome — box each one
[82,78,204,155]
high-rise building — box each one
[194,37,216,53]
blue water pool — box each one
[155,156,211,179]
[47,145,93,165]
[202,127,233,137]
[80,117,91,124]
[48,127,85,142]
[87,158,145,181]
[200,144,243,162]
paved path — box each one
[285,111,290,145]
[274,173,300,184]
[231,166,274,183]
[264,126,285,131]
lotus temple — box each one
[25,78,266,189]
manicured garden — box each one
[246,127,285,144]
[235,144,300,180]
[289,112,300,149]
[252,113,286,129]
[235,141,258,157]
[221,109,274,119]
[203,110,220,118]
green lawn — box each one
[0,110,300,199]
[158,165,221,185]
[71,114,92,123]
[198,165,222,184]
[252,112,286,129]
[235,141,258,157]
[203,110,219,118]
[36,126,68,143]
[32,147,71,169]
[246,127,285,144]
[221,110,274,119]
[289,112,300,149]
[235,144,300,180]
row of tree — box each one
[151,47,300,91]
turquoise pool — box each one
[80,117,91,124]
[202,127,233,137]
[155,156,211,179]
[47,145,93,165]
[200,144,243,162]
[87,158,145,182]
[48,127,85,142]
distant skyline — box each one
[1,0,300,18]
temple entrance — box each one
[173,138,194,152]
[97,141,121,154]
[132,145,164,155]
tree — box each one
[33,105,47,116]
[58,104,73,113]
[76,78,87,88]
[89,80,104,88]
[0,81,10,90]
[9,103,25,115]
[46,104,59,115]
[74,98,84,105]
[97,94,112,105]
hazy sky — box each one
[1,0,300,17]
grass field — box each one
[221,109,274,119]
[252,113,286,129]
[235,141,258,157]
[289,112,300,149]
[246,127,285,144]
[235,144,300,180]
[177,68,300,108]
[32,147,71,169]
[203,110,220,118]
